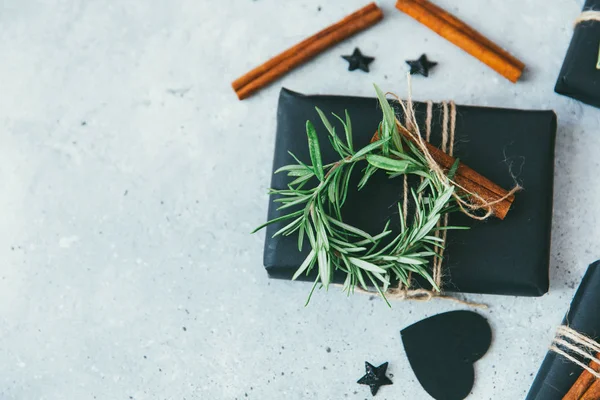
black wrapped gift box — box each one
[526,261,600,399]
[262,88,556,296]
[555,0,600,108]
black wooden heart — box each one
[401,311,492,400]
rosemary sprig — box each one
[254,85,467,306]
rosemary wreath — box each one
[254,86,466,306]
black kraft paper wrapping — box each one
[263,88,556,296]
[526,261,600,399]
[555,0,600,108]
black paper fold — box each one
[526,261,600,399]
[555,0,600,108]
[263,88,556,296]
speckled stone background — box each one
[1,0,599,399]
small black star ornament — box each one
[357,361,393,396]
[406,54,438,77]
[342,48,375,72]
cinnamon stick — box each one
[232,3,383,100]
[563,352,600,400]
[395,0,524,83]
[372,128,514,220]
[581,380,600,400]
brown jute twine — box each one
[575,10,600,25]
[550,325,600,379]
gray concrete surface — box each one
[1,0,599,399]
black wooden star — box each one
[342,48,374,72]
[406,54,437,77]
[357,361,393,396]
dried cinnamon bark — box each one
[581,381,600,400]
[232,3,383,100]
[563,352,600,400]
[395,0,524,83]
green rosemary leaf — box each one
[423,235,445,243]
[329,236,352,247]
[327,216,374,240]
[269,189,306,196]
[366,154,410,172]
[406,251,437,257]
[276,195,311,210]
[251,209,304,233]
[313,210,330,251]
[339,161,355,207]
[342,272,352,295]
[404,263,440,292]
[366,271,391,307]
[317,108,350,158]
[272,215,303,237]
[273,195,304,203]
[288,173,314,187]
[287,151,312,171]
[292,249,316,280]
[306,121,324,181]
[342,246,368,253]
[413,214,441,242]
[447,158,460,180]
[416,177,430,193]
[315,107,334,132]
[398,203,406,234]
[343,257,364,291]
[395,256,427,265]
[434,225,469,231]
[331,240,368,253]
[275,164,310,174]
[304,274,320,306]
[333,171,344,219]
[348,257,386,274]
[393,266,410,287]
[345,110,353,151]
[404,139,427,165]
[286,169,313,177]
[374,84,398,155]
[327,136,343,159]
[306,222,316,248]
[328,172,337,204]
[298,222,305,251]
[330,244,348,255]
[354,228,392,246]
[332,110,354,152]
[372,271,390,286]
[358,164,378,190]
[390,149,419,164]
[352,137,389,160]
[390,169,430,180]
[315,200,332,237]
[430,186,454,216]
[318,247,330,287]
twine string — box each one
[574,10,600,69]
[575,10,600,25]
[550,325,600,379]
